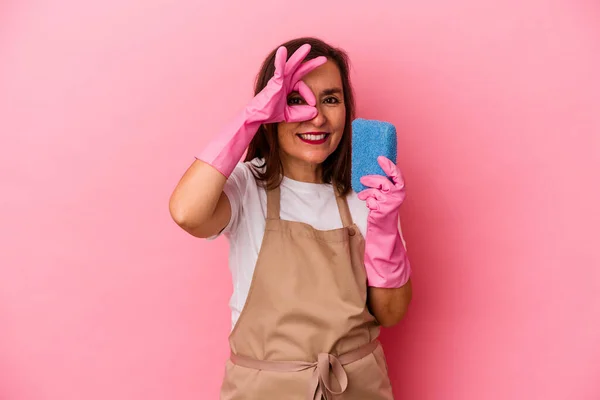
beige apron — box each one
[220,186,395,399]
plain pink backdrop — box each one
[1,0,599,399]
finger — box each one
[284,44,312,76]
[285,105,318,123]
[377,156,405,188]
[366,197,379,211]
[290,56,327,84]
[357,188,385,202]
[360,175,393,192]
[273,46,288,79]
[293,81,316,106]
[357,188,383,211]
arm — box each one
[367,214,412,326]
[358,156,413,327]
[169,44,325,238]
[169,160,231,238]
[368,279,412,327]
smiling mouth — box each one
[296,133,330,145]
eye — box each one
[324,96,340,104]
[287,95,305,105]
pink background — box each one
[1,0,599,399]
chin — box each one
[297,152,332,165]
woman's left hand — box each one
[358,156,406,215]
[357,156,411,288]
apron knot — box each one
[229,340,380,399]
[309,352,349,400]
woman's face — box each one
[277,60,346,173]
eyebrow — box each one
[321,88,343,96]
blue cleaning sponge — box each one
[351,118,398,193]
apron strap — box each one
[266,186,281,220]
[334,187,354,228]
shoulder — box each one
[214,158,266,240]
[220,157,265,216]
[231,157,264,180]
[226,158,264,193]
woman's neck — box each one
[280,157,323,184]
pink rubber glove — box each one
[357,156,411,288]
[196,44,327,177]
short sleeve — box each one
[206,162,249,240]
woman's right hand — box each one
[246,44,327,124]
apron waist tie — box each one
[229,339,380,400]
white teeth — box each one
[299,133,327,141]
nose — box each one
[309,104,327,127]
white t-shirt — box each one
[209,158,406,330]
